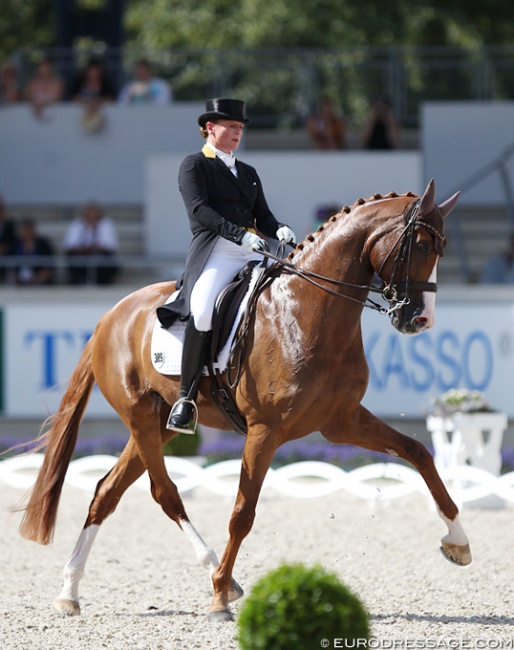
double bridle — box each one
[260,198,447,317]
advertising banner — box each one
[3,301,514,419]
[361,303,514,417]
[4,303,116,418]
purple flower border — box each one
[2,432,514,474]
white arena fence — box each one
[1,454,514,506]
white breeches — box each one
[190,237,262,332]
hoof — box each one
[440,542,472,566]
[228,579,244,603]
[53,598,81,616]
[207,608,234,623]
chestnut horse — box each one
[18,180,471,622]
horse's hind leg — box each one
[53,437,146,616]
[54,420,242,617]
[321,405,472,566]
[128,408,243,603]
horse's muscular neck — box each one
[264,195,419,375]
[264,200,388,368]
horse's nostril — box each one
[416,316,428,326]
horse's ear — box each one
[419,178,435,214]
[438,191,461,219]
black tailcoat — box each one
[156,145,284,328]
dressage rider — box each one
[157,98,297,434]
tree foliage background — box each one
[2,0,514,60]
[2,0,514,126]
[121,0,514,50]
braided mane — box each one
[287,190,418,261]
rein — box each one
[224,196,445,394]
[259,199,445,316]
[260,247,388,314]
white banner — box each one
[5,303,116,418]
[361,303,514,417]
[3,301,514,419]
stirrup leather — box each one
[166,397,199,434]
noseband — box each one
[376,199,446,314]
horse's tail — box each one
[18,336,96,545]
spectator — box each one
[0,60,21,104]
[24,57,64,117]
[71,57,116,103]
[0,195,16,281]
[118,59,171,105]
[63,201,119,285]
[306,98,346,150]
[361,96,399,150]
[13,218,55,286]
[481,234,514,284]
[71,58,117,133]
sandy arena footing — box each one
[1,483,513,649]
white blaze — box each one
[419,264,438,329]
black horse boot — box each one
[166,318,210,434]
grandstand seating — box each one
[7,190,511,289]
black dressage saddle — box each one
[208,260,269,435]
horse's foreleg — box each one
[321,406,472,566]
[53,438,146,616]
[209,429,279,622]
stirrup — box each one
[166,397,199,435]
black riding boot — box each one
[166,319,211,434]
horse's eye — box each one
[416,240,430,255]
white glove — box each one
[241,231,267,252]
[276,225,296,246]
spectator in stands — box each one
[71,57,116,103]
[63,201,119,285]
[361,96,399,150]
[0,60,21,104]
[481,233,514,284]
[118,59,171,105]
[306,98,346,150]
[24,57,64,117]
[71,58,116,133]
[13,218,55,286]
[0,194,16,281]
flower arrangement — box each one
[430,389,493,416]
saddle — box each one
[208,260,272,435]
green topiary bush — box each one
[237,562,370,650]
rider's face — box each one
[207,120,244,153]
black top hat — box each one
[198,98,250,127]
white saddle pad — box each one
[151,264,264,376]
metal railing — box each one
[445,142,514,283]
[0,254,185,287]
[11,45,514,128]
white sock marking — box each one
[55,525,100,602]
[181,520,219,574]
